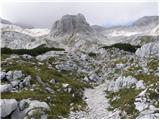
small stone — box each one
[50,79,56,84]
[62,83,69,88]
[19,100,29,111]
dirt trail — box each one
[69,81,112,119]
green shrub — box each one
[101,43,141,53]
[88,52,97,57]
[1,45,65,56]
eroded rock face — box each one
[0,99,18,118]
[136,42,159,58]
[51,13,94,36]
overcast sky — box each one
[0,0,159,28]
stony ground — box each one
[69,80,111,119]
[1,41,159,119]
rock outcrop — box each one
[107,76,145,92]
[51,13,94,36]
[136,42,159,58]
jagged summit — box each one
[50,13,94,36]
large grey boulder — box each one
[0,84,12,93]
[136,42,159,58]
[11,99,49,119]
[0,99,18,118]
[6,70,23,81]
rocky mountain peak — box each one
[50,13,94,36]
[132,16,159,26]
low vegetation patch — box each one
[1,45,65,56]
[88,52,97,57]
[101,43,141,53]
[106,88,141,118]
[1,57,90,118]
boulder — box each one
[22,54,33,59]
[134,89,148,112]
[6,70,23,81]
[89,74,99,82]
[0,99,18,118]
[19,100,29,111]
[107,76,137,92]
[6,71,13,81]
[22,75,31,87]
[11,80,20,87]
[11,99,49,119]
[136,42,159,58]
[136,80,145,89]
[0,84,12,93]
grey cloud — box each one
[1,2,158,28]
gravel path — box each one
[69,81,112,119]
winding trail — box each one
[69,81,113,119]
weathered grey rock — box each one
[116,64,125,69]
[45,87,54,94]
[62,83,69,88]
[136,42,159,58]
[27,109,46,119]
[6,70,23,81]
[0,71,6,80]
[22,54,33,59]
[6,71,13,81]
[136,80,145,89]
[22,75,31,86]
[19,100,29,111]
[107,76,137,92]
[11,99,49,119]
[10,54,20,59]
[13,71,23,80]
[134,89,148,112]
[0,84,12,93]
[89,74,99,82]
[136,109,159,119]
[50,79,56,84]
[0,99,18,118]
[106,68,146,92]
[36,51,65,61]
[11,80,20,87]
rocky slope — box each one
[0,14,159,119]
